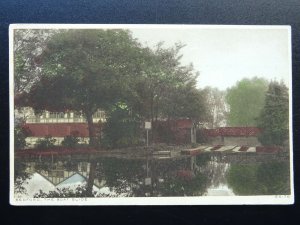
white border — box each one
[9,24,294,205]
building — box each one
[16,107,105,147]
[153,119,197,144]
[198,127,262,146]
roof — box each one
[202,127,261,137]
[154,119,193,129]
[24,123,94,137]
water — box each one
[14,153,290,198]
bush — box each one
[35,136,56,149]
[102,106,142,148]
[14,123,31,150]
[61,131,80,148]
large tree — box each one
[130,42,206,122]
[16,30,208,147]
[257,81,289,146]
[226,77,268,126]
[21,29,146,146]
[201,87,227,128]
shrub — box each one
[61,131,80,148]
[14,123,31,150]
[35,136,56,149]
[103,106,141,148]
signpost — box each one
[145,121,151,147]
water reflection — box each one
[14,154,290,198]
[227,162,290,195]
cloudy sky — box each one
[130,26,291,90]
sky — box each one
[130,26,291,90]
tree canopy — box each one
[257,81,289,146]
[22,29,145,146]
[16,29,208,147]
[226,77,268,127]
[14,29,59,93]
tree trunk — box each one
[86,111,97,147]
[86,161,97,197]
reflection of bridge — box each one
[180,145,289,165]
[181,145,284,155]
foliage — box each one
[195,154,211,166]
[97,158,144,188]
[33,185,115,198]
[21,29,145,146]
[226,162,290,195]
[14,29,59,93]
[61,131,81,148]
[16,30,208,148]
[127,42,207,124]
[14,159,32,195]
[35,136,56,149]
[201,87,227,128]
[159,173,208,196]
[102,105,142,148]
[226,77,268,126]
[14,123,31,149]
[257,81,289,146]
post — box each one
[145,121,151,148]
[147,129,149,147]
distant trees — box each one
[201,87,227,128]
[257,81,289,146]
[226,77,268,127]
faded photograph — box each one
[10,25,293,204]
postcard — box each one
[10,24,294,205]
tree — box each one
[61,132,81,148]
[35,136,56,149]
[225,77,269,126]
[129,42,205,122]
[102,104,141,148]
[14,29,59,93]
[14,122,31,149]
[201,87,227,128]
[257,81,289,146]
[127,43,207,144]
[20,29,145,147]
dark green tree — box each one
[61,132,81,148]
[14,122,31,149]
[35,136,56,149]
[257,81,289,146]
[102,104,141,148]
[129,42,205,122]
[20,29,145,147]
[226,77,268,126]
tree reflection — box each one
[16,155,291,198]
[226,161,290,195]
[14,159,32,195]
[156,173,208,196]
[14,155,213,197]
